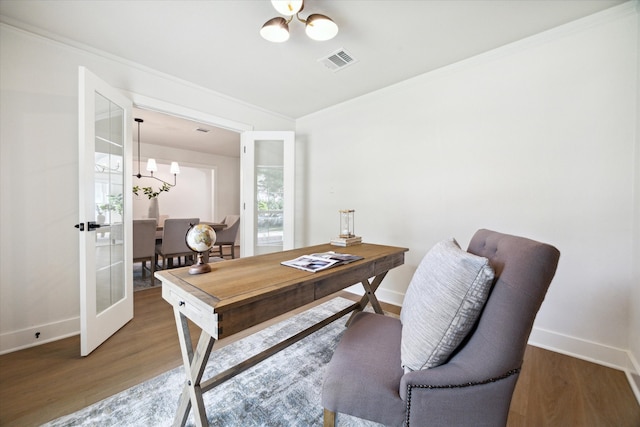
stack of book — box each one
[330,236,362,247]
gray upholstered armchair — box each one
[210,215,240,259]
[322,229,560,427]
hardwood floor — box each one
[1,287,638,426]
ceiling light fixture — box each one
[133,118,179,187]
[260,0,338,43]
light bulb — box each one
[305,14,338,41]
[260,17,290,42]
[271,0,303,16]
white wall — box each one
[0,23,294,353]
[296,5,639,372]
[132,162,215,221]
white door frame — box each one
[130,93,257,249]
[130,93,253,226]
[129,95,298,258]
[129,93,253,135]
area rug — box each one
[133,262,157,291]
[43,297,386,427]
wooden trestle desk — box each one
[155,243,408,427]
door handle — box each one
[74,222,102,231]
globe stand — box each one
[188,252,211,275]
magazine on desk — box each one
[281,251,364,273]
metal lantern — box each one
[331,209,362,247]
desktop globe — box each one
[185,223,216,274]
[186,223,216,252]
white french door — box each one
[240,131,295,256]
[78,67,133,356]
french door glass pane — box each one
[255,140,284,254]
[94,92,125,313]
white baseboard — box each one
[529,327,630,370]
[0,316,79,355]
[342,284,405,307]
[342,292,640,405]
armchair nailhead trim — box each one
[405,368,521,426]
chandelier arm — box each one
[133,172,177,188]
[151,174,177,188]
[295,12,307,24]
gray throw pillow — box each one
[400,238,494,371]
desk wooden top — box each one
[156,243,407,338]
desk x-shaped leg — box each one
[347,271,387,325]
[172,308,216,427]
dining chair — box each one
[155,217,199,269]
[210,215,240,259]
[133,219,158,285]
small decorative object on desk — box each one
[331,209,362,246]
[185,223,216,275]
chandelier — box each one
[260,0,338,43]
[133,118,179,187]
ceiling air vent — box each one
[318,48,358,72]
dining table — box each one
[156,221,226,240]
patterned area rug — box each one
[43,297,387,427]
[133,262,157,291]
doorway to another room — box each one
[130,107,242,290]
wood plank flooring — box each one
[1,287,638,426]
